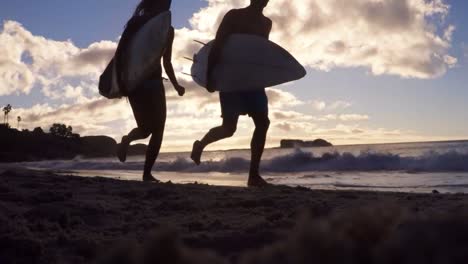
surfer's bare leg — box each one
[191,116,238,165]
[248,113,270,187]
[118,128,151,162]
[143,125,165,182]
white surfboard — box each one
[190,34,306,92]
[125,11,171,92]
[99,11,171,99]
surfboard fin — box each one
[183,57,194,62]
[193,40,207,46]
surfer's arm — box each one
[163,27,185,96]
[206,11,234,92]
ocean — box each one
[8,140,468,194]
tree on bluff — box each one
[33,127,44,134]
[3,104,12,125]
[49,123,79,138]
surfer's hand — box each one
[206,86,216,93]
[206,78,216,93]
[175,85,185,96]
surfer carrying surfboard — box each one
[191,0,272,187]
[117,0,185,182]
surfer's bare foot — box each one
[191,140,203,165]
[143,173,160,183]
[247,174,269,188]
[117,136,129,163]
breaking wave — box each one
[20,150,468,173]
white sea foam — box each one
[8,141,468,193]
[18,149,468,173]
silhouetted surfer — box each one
[117,0,185,182]
[191,0,272,187]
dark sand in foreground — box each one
[1,169,468,264]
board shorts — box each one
[219,89,269,118]
[128,79,166,134]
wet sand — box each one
[1,168,468,264]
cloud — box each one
[184,0,456,79]
[0,21,116,97]
[311,101,327,111]
[0,0,457,97]
[273,121,318,134]
[329,101,352,110]
[267,88,303,108]
[272,110,307,120]
[337,114,369,122]
[273,109,368,122]
[310,100,352,111]
[12,98,132,137]
[0,60,35,96]
[71,41,116,70]
[310,114,370,122]
[270,122,438,145]
[463,43,468,60]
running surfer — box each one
[191,0,272,187]
[117,0,185,182]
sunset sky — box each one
[1,0,468,152]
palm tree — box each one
[2,105,6,124]
[17,116,22,129]
[3,104,12,125]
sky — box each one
[1,0,468,152]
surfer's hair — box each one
[132,0,171,17]
[250,0,269,8]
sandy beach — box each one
[1,169,468,264]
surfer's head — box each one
[250,0,270,9]
[133,0,172,17]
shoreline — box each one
[2,138,467,164]
[143,138,468,153]
[1,169,468,263]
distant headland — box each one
[0,124,335,162]
[280,139,333,148]
[0,124,147,162]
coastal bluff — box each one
[0,125,148,162]
[0,126,114,162]
[280,139,333,148]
